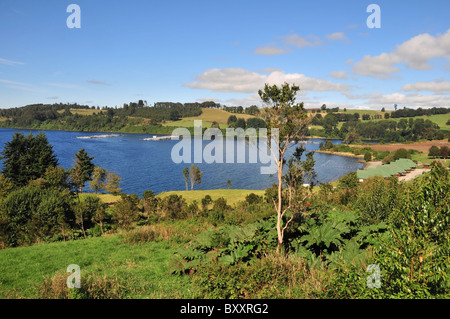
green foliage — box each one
[364,151,372,162]
[338,172,357,189]
[193,254,323,299]
[74,195,105,238]
[0,185,75,247]
[142,190,159,214]
[354,176,402,225]
[292,208,387,272]
[371,162,450,297]
[245,193,262,205]
[170,218,277,275]
[393,148,410,160]
[89,167,107,193]
[70,148,95,192]
[112,194,140,231]
[0,132,58,187]
[158,194,187,220]
[103,171,121,195]
[188,164,202,190]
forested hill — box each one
[0,101,218,133]
[0,101,210,125]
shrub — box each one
[158,194,187,220]
[212,197,230,213]
[245,193,262,205]
[382,152,395,164]
[201,195,212,211]
[393,148,410,160]
[354,176,401,225]
[112,194,140,231]
[208,210,225,226]
[372,162,450,297]
[193,254,327,299]
[38,270,138,299]
[364,151,372,162]
[0,185,75,247]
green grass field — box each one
[163,108,255,129]
[0,230,200,298]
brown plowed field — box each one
[355,139,450,153]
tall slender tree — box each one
[259,82,313,254]
[70,148,95,193]
[189,164,202,190]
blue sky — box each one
[0,0,449,110]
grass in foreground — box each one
[0,224,201,299]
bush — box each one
[364,151,372,162]
[208,210,225,226]
[393,148,410,160]
[0,185,75,247]
[38,270,138,299]
[158,194,187,220]
[245,193,262,205]
[193,254,327,299]
[372,162,450,297]
[354,176,401,225]
[201,195,212,211]
[112,194,140,231]
[212,197,230,213]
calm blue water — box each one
[0,128,365,195]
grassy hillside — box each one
[0,228,199,298]
[163,108,255,129]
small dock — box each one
[76,134,120,139]
[142,135,177,141]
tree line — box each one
[312,112,445,142]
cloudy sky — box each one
[0,0,449,110]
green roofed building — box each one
[356,158,416,181]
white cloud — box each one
[329,71,348,79]
[87,80,109,85]
[253,45,288,56]
[47,82,81,89]
[226,93,261,107]
[6,85,43,93]
[0,78,27,86]
[281,34,321,48]
[346,91,450,109]
[401,79,450,93]
[325,32,347,41]
[352,29,450,78]
[0,57,24,66]
[184,68,349,94]
[196,97,221,103]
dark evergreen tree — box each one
[0,132,58,187]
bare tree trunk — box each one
[276,158,283,254]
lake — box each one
[0,128,365,195]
